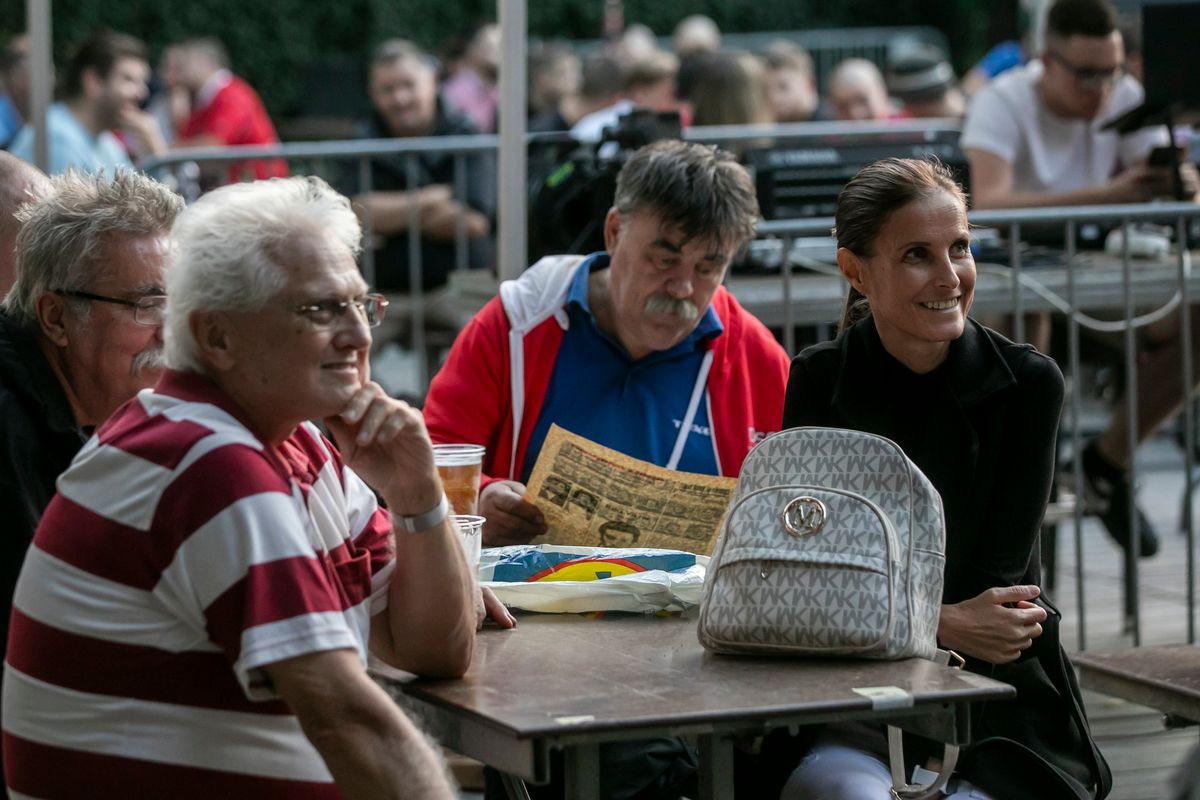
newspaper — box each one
[524,425,736,555]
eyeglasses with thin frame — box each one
[56,289,166,326]
[1045,50,1125,91]
[293,293,389,329]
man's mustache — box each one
[644,294,698,320]
[131,346,165,377]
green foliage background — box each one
[0,0,1003,122]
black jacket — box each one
[783,317,1063,604]
[0,312,87,651]
[783,318,1110,799]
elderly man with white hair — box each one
[3,176,483,798]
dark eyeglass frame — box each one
[56,289,167,327]
[293,293,389,329]
[1045,50,1125,90]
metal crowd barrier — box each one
[758,202,1200,650]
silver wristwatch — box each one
[396,494,450,534]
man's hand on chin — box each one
[324,382,441,514]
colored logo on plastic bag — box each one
[526,557,646,582]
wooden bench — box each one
[1073,644,1200,727]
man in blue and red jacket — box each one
[424,139,789,546]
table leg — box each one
[563,743,601,800]
[698,734,735,800]
[499,771,533,800]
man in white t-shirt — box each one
[962,1,1174,206]
[962,0,1199,559]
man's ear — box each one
[837,247,869,295]
[79,66,103,99]
[35,292,72,347]
[602,208,622,254]
[190,310,236,371]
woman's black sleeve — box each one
[960,352,1065,593]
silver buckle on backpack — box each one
[782,496,828,538]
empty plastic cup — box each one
[452,514,485,567]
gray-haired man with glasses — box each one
[3,175,486,798]
[0,165,179,620]
[0,168,178,791]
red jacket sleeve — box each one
[707,289,790,475]
[423,297,514,486]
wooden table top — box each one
[397,613,1014,742]
[1072,643,1200,723]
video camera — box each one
[529,109,683,258]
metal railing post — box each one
[406,156,427,391]
[1178,214,1197,645]
[1120,215,1141,643]
[1010,222,1024,343]
[498,0,528,280]
[782,236,795,356]
[1065,220,1087,651]
[358,156,375,288]
[454,153,469,273]
[27,0,51,172]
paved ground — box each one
[1053,433,1200,800]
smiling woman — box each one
[833,160,975,374]
[778,158,1108,799]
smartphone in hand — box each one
[1146,145,1188,199]
[1147,145,1182,168]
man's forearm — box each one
[273,652,457,800]
[422,201,490,240]
[173,133,225,149]
[309,692,455,800]
[356,186,466,237]
[972,184,1124,210]
[314,714,453,800]
[378,516,476,677]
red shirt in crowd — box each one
[180,71,288,184]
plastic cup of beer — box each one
[452,515,485,568]
[433,444,485,516]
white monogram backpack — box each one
[697,426,946,660]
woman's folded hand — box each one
[938,585,1049,664]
